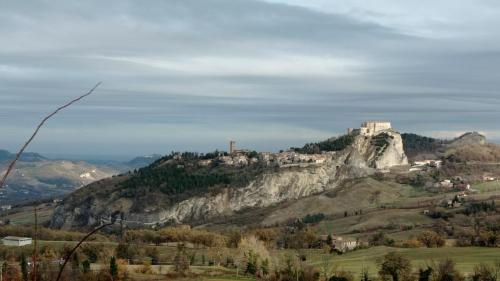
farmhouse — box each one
[2,236,32,247]
[321,235,359,252]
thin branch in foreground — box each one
[55,221,115,281]
[0,82,102,189]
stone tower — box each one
[229,140,236,154]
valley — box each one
[0,151,161,205]
[1,123,499,281]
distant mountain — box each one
[0,149,47,163]
[0,150,164,205]
[125,154,162,170]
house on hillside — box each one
[321,235,359,253]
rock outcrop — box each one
[50,129,408,229]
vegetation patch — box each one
[401,133,445,159]
[295,135,355,154]
[119,152,266,204]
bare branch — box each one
[0,82,102,189]
[55,221,114,281]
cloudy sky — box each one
[1,0,500,160]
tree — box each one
[236,235,271,276]
[370,231,395,246]
[432,259,464,281]
[173,244,190,275]
[20,254,28,281]
[71,251,80,269]
[471,264,497,281]
[115,243,129,260]
[361,267,372,281]
[418,231,445,248]
[418,267,433,281]
[145,247,160,265]
[82,260,91,274]
[2,262,22,281]
[326,234,333,246]
[378,252,412,281]
[261,258,270,276]
[245,250,258,275]
[109,256,118,278]
[329,269,354,281]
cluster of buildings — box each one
[260,151,328,167]
[409,159,443,172]
[433,177,471,191]
[197,141,329,168]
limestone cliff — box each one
[50,130,408,229]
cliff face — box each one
[50,131,408,229]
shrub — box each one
[471,264,498,281]
[370,231,395,246]
[431,259,464,281]
[418,231,445,248]
[377,252,413,281]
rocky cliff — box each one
[50,130,408,229]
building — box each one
[413,160,442,167]
[229,140,236,154]
[359,121,392,136]
[332,237,358,252]
[1,205,12,211]
[198,159,213,166]
[2,236,32,247]
[321,235,359,253]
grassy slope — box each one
[262,177,432,226]
[0,202,54,225]
[307,246,500,277]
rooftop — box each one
[2,236,32,241]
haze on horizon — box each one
[1,0,500,160]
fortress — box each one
[348,121,392,136]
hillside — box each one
[401,133,446,161]
[401,132,499,163]
[49,128,500,231]
[50,124,409,229]
[0,150,161,205]
[0,159,119,205]
[0,149,47,163]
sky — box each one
[1,0,500,160]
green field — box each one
[473,180,500,192]
[307,246,500,277]
[33,241,500,278]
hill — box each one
[48,127,500,233]
[0,150,162,205]
[401,132,498,163]
[50,123,410,229]
[0,149,47,163]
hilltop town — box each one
[200,121,401,169]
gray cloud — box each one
[1,0,500,159]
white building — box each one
[1,205,12,211]
[2,236,32,247]
[359,121,392,136]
